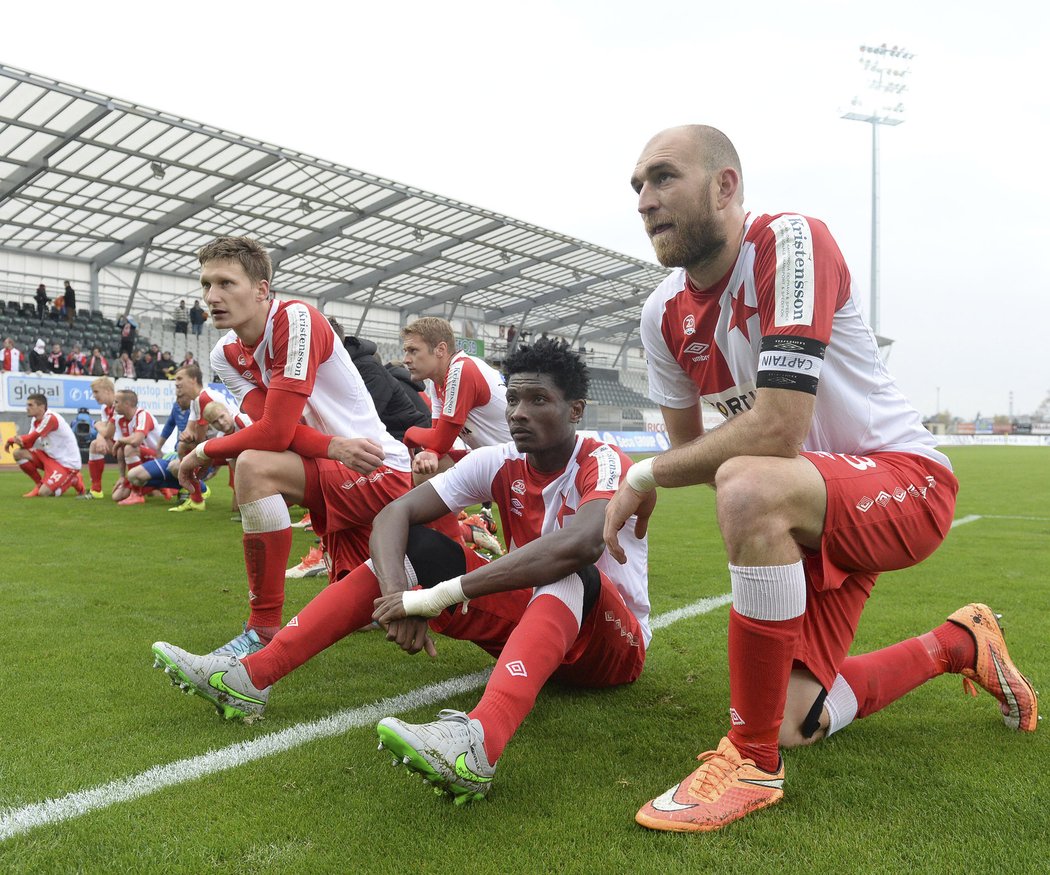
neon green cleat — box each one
[377,709,495,804]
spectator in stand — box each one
[64,281,77,325]
[173,299,189,335]
[46,342,66,374]
[34,283,49,323]
[150,342,161,358]
[189,300,206,336]
[52,294,66,322]
[117,351,136,378]
[65,344,86,376]
[5,393,85,498]
[131,349,144,374]
[117,314,137,356]
[157,351,177,380]
[29,339,49,373]
[86,346,109,377]
[2,337,22,372]
[180,351,197,370]
[139,351,158,380]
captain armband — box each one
[755,336,827,395]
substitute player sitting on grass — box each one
[5,393,85,497]
[604,124,1038,834]
[152,340,651,805]
[168,236,447,660]
[400,316,510,478]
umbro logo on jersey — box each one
[510,497,524,516]
[683,342,709,356]
[241,370,255,381]
[511,479,526,495]
[505,660,528,678]
[683,314,696,336]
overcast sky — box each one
[5,0,1048,418]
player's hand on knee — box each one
[328,436,385,474]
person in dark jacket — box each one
[333,324,429,442]
[385,360,431,419]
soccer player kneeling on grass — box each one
[6,393,85,497]
[151,339,652,804]
[603,124,1039,834]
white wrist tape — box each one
[625,456,657,492]
[195,441,210,463]
[400,577,466,617]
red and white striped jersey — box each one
[189,388,225,426]
[22,410,81,470]
[426,351,510,449]
[114,408,160,452]
[641,212,949,467]
[210,299,410,471]
[429,435,651,645]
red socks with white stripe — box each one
[242,562,381,688]
[88,455,105,492]
[239,494,292,641]
[725,562,807,772]
[469,593,579,763]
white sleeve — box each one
[640,287,699,409]
[210,342,254,404]
[428,446,501,512]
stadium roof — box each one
[0,62,666,354]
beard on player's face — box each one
[649,210,728,271]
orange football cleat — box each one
[636,737,784,832]
[948,603,1039,732]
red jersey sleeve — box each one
[575,442,627,507]
[438,357,490,427]
[266,302,333,397]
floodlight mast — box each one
[842,43,914,337]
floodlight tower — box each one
[842,43,914,339]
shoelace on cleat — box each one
[686,748,745,803]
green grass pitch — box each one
[0,446,1046,872]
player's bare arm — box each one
[604,387,814,562]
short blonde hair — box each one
[402,316,454,351]
[91,376,115,392]
[202,400,227,422]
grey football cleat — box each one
[152,641,270,720]
[209,626,264,658]
[376,709,495,804]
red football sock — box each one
[17,459,43,484]
[469,594,579,763]
[189,480,204,503]
[840,622,977,720]
[243,527,293,632]
[726,607,802,772]
[242,563,380,688]
[88,457,105,491]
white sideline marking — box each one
[0,595,732,841]
[951,515,982,528]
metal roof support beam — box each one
[355,284,381,336]
[124,242,152,317]
[613,327,635,368]
[577,316,642,344]
[317,220,504,306]
[416,244,578,313]
[509,306,531,356]
[0,104,111,205]
[91,153,283,269]
[90,263,100,313]
[529,291,643,336]
[269,191,408,273]
[481,265,638,323]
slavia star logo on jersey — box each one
[556,496,575,526]
[729,287,759,341]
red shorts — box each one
[29,449,80,494]
[796,450,958,689]
[304,459,463,576]
[553,574,647,688]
